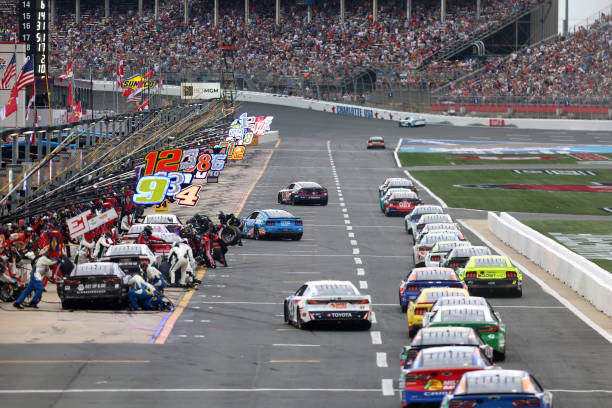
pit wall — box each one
[488,212,612,318]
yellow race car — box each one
[458,255,523,297]
[406,287,469,337]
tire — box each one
[320,200,327,206]
[291,233,302,241]
[61,300,73,310]
[253,226,260,240]
[0,283,14,302]
[408,326,418,338]
[220,226,241,245]
[289,195,295,205]
[296,308,305,329]
[513,287,523,298]
[283,302,290,324]
[401,303,407,313]
[361,320,372,330]
[278,193,283,204]
[493,350,506,362]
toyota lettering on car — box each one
[283,280,372,330]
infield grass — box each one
[522,220,612,274]
[410,169,612,215]
[398,153,583,167]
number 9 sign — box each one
[134,176,171,205]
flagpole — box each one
[44,58,53,126]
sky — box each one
[559,0,612,32]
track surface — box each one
[1,104,611,408]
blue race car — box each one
[242,209,303,240]
[398,267,467,312]
[441,370,553,408]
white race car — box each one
[284,280,372,330]
[122,224,170,243]
[404,205,445,234]
[399,116,426,127]
[142,214,183,234]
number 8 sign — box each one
[134,176,171,205]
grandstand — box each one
[5,0,612,118]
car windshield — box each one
[370,137,383,142]
[421,234,459,244]
[419,348,478,368]
[414,269,455,281]
[435,307,490,323]
[144,215,177,224]
[263,209,295,218]
[463,372,533,394]
[72,263,123,277]
[472,257,509,267]
[298,182,322,188]
[313,283,358,296]
[105,245,143,257]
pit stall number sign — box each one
[133,147,227,207]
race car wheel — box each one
[221,226,241,245]
[283,302,290,324]
[401,303,408,313]
[291,233,302,241]
[361,320,372,330]
[513,287,523,298]
[0,283,14,302]
[493,350,506,362]
[61,300,74,310]
[277,193,283,204]
[408,326,418,338]
[320,200,327,206]
[296,308,305,329]
[253,226,261,240]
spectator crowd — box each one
[0,0,609,101]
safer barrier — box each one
[236,91,612,131]
[488,212,612,318]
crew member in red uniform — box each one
[137,226,164,245]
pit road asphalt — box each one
[1,104,611,408]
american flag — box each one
[0,53,16,88]
[15,57,34,91]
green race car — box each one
[423,304,506,361]
[457,255,522,297]
[379,187,414,212]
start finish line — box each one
[550,233,612,260]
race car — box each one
[142,214,182,234]
[379,178,417,197]
[121,224,170,243]
[406,287,469,336]
[409,213,453,238]
[399,116,426,127]
[283,280,372,330]
[148,232,182,260]
[400,326,494,372]
[379,187,415,212]
[57,262,128,309]
[443,246,492,271]
[404,205,445,234]
[242,209,303,240]
[458,255,523,297]
[423,304,506,361]
[399,267,467,312]
[413,232,463,267]
[441,370,553,408]
[277,181,328,206]
[414,223,465,244]
[99,244,157,274]
[400,346,497,408]
[382,191,422,216]
[366,136,386,149]
[427,296,499,323]
[425,241,472,267]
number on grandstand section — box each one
[154,199,169,213]
[244,132,254,144]
[134,176,171,205]
[143,149,184,175]
[175,185,201,207]
[211,154,227,171]
[230,145,246,160]
[196,153,212,172]
[194,170,208,179]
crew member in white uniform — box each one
[94,231,113,260]
[168,242,190,286]
[76,235,95,265]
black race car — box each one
[57,262,129,309]
[278,181,328,205]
